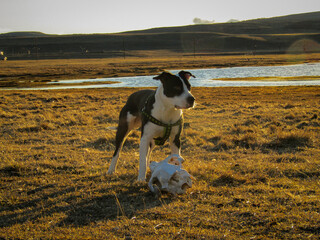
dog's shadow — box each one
[0,174,172,228]
[59,182,172,227]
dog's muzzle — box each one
[187,96,195,108]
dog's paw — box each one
[107,169,115,175]
[137,175,147,182]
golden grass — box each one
[0,86,319,239]
[1,52,320,87]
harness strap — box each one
[141,106,183,146]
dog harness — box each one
[142,110,183,145]
[141,96,183,146]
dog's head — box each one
[153,71,195,109]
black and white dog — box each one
[107,71,195,181]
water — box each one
[3,63,320,90]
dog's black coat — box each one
[113,89,155,157]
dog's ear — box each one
[179,71,196,80]
[153,72,172,81]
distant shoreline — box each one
[1,53,320,88]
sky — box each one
[1,0,320,34]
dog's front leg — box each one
[170,126,182,155]
[138,135,151,181]
[170,140,180,156]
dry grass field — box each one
[1,85,319,239]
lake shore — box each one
[1,53,320,88]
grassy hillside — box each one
[0,12,320,60]
[126,11,320,34]
[0,87,319,239]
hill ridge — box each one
[1,11,320,37]
[0,11,319,60]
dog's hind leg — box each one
[108,111,138,174]
[107,120,128,174]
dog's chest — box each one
[144,121,180,140]
[150,97,182,123]
[142,98,182,139]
